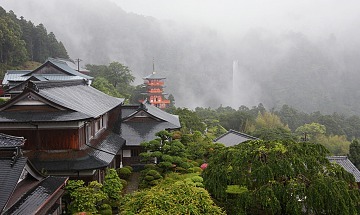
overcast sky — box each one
[110,0,360,39]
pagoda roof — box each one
[143,72,166,80]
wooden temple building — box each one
[0,79,125,182]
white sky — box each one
[110,0,360,38]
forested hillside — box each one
[3,0,360,116]
[0,6,68,76]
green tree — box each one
[182,131,225,161]
[349,139,360,169]
[47,32,68,58]
[295,122,326,141]
[140,130,190,172]
[173,108,206,133]
[203,139,360,215]
[67,180,107,214]
[246,111,293,140]
[107,61,134,88]
[86,61,135,99]
[91,77,124,98]
[316,134,351,155]
[102,168,123,207]
[32,23,49,62]
[0,16,27,65]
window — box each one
[131,148,142,157]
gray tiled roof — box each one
[143,102,180,127]
[327,156,360,182]
[35,80,123,118]
[120,121,179,146]
[2,70,32,85]
[0,80,123,122]
[122,102,180,128]
[0,111,91,123]
[0,157,27,213]
[3,176,67,215]
[0,133,25,148]
[31,133,125,172]
[214,129,257,147]
[120,103,180,146]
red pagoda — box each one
[141,70,170,109]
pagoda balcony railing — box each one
[148,90,163,93]
[147,82,164,86]
[151,100,171,104]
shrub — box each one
[183,176,204,187]
[98,204,112,215]
[119,179,127,188]
[103,169,123,204]
[119,183,225,214]
[144,163,157,170]
[139,169,163,189]
[123,165,133,172]
[117,167,132,180]
[187,167,202,173]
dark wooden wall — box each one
[0,129,80,150]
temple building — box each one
[141,70,170,109]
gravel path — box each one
[124,172,141,194]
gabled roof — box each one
[0,157,27,213]
[120,121,178,146]
[122,102,180,128]
[327,156,360,182]
[120,102,181,146]
[214,129,258,147]
[25,58,93,80]
[0,80,124,121]
[28,132,125,172]
[3,176,67,215]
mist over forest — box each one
[3,0,360,115]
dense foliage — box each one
[0,6,68,75]
[120,181,225,215]
[65,168,123,214]
[184,104,360,155]
[86,62,135,100]
[203,139,360,214]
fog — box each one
[3,0,360,114]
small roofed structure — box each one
[119,101,181,166]
[0,133,67,215]
[327,156,360,187]
[214,129,257,147]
